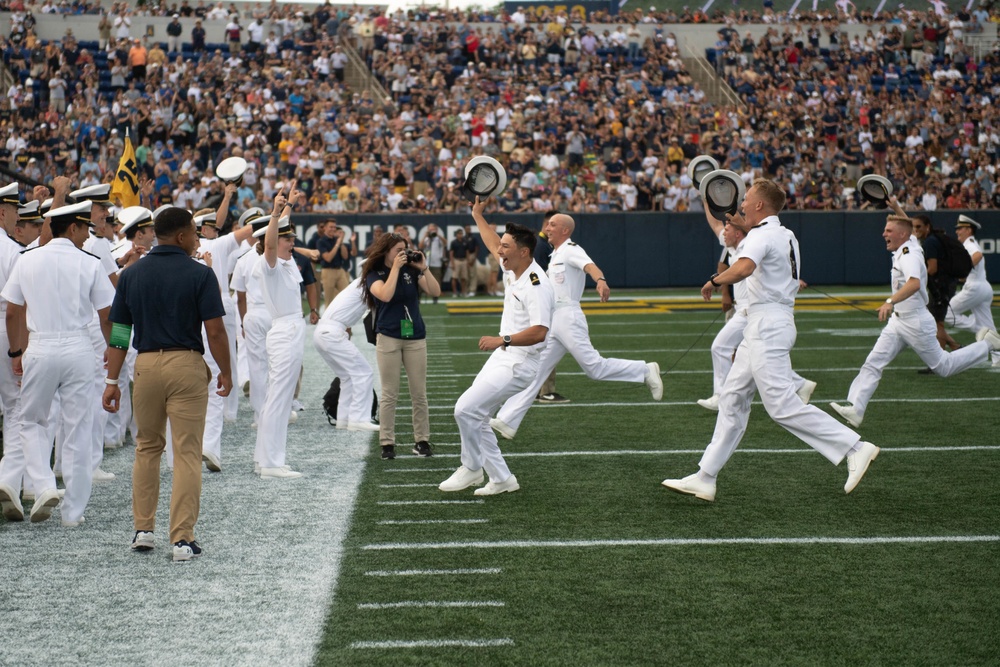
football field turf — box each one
[2,291,998,666]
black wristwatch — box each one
[7,349,22,358]
[709,273,721,287]
[502,335,512,349]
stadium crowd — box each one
[2,0,1000,215]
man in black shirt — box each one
[912,214,960,352]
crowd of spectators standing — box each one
[3,0,1000,216]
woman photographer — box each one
[361,233,441,460]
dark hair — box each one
[360,233,407,309]
[503,222,537,253]
[155,207,194,238]
[50,217,80,238]
[542,209,561,222]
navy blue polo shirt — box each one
[366,265,426,340]
[317,235,352,269]
[293,244,318,291]
[110,245,225,353]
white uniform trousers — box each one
[710,310,809,396]
[699,307,860,477]
[87,317,107,471]
[236,322,250,389]
[847,308,990,421]
[104,343,137,446]
[496,305,645,431]
[314,321,375,425]
[254,315,305,468]
[456,348,540,483]
[164,331,225,470]
[15,332,95,524]
[222,295,240,421]
[0,326,25,488]
[945,282,994,333]
[243,308,273,426]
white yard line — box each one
[377,499,485,505]
[350,638,515,649]
[363,568,502,576]
[357,600,504,609]
[376,519,489,525]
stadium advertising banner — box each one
[505,1,619,20]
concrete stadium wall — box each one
[293,210,1000,288]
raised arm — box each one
[471,196,501,262]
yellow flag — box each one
[111,131,140,208]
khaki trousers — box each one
[376,335,429,446]
[132,350,211,544]
[322,267,350,306]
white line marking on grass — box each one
[428,345,876,357]
[377,519,489,525]
[363,535,1000,551]
[377,500,485,505]
[383,467,463,473]
[357,600,505,609]
[350,639,515,649]
[425,397,1000,411]
[500,445,1000,458]
[379,483,442,488]
[364,568,502,576]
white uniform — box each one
[494,241,645,432]
[230,239,254,388]
[200,234,241,421]
[699,216,860,477]
[454,261,554,483]
[253,254,305,469]
[80,234,118,468]
[107,243,140,447]
[313,277,375,426]
[230,247,271,424]
[1,239,115,524]
[945,237,995,334]
[0,232,25,492]
[844,237,991,421]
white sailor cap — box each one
[17,200,43,222]
[956,214,981,231]
[251,216,294,238]
[687,155,720,189]
[460,156,507,204]
[40,198,54,216]
[856,174,893,209]
[699,169,746,220]
[152,204,173,220]
[0,182,20,207]
[193,212,218,230]
[216,156,248,185]
[247,215,271,236]
[70,183,113,206]
[45,201,94,226]
[118,206,155,235]
[238,206,265,227]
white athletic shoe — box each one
[438,466,485,492]
[845,442,879,494]
[976,327,1000,352]
[22,489,65,502]
[203,452,222,472]
[92,468,116,482]
[260,466,303,479]
[0,483,25,522]
[829,402,863,428]
[29,488,61,523]
[796,379,817,404]
[347,421,380,432]
[61,515,85,528]
[490,417,516,440]
[661,473,716,502]
[288,410,298,424]
[474,474,520,496]
[104,439,123,450]
[645,362,663,401]
[696,394,720,411]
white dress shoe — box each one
[696,394,720,411]
[288,410,298,424]
[645,362,663,401]
[829,402,862,428]
[92,468,116,482]
[347,421,380,432]
[203,452,222,472]
[976,327,1000,351]
[661,473,716,502]
[29,488,62,523]
[489,417,516,440]
[474,474,520,496]
[260,466,303,479]
[439,466,485,492]
[0,483,25,522]
[796,379,817,404]
[61,515,85,528]
[845,442,879,494]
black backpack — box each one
[930,229,973,280]
[323,377,379,426]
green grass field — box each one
[316,294,1000,666]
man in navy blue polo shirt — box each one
[317,218,355,306]
[102,207,232,563]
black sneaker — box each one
[172,539,203,562]
[381,445,396,460]
[413,441,433,457]
[536,392,570,404]
[131,530,154,552]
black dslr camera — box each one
[405,249,423,263]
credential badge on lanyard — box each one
[400,305,414,338]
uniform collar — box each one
[149,244,190,256]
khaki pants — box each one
[132,350,211,544]
[376,335,429,447]
[322,267,350,306]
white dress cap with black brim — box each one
[40,198,54,215]
[0,182,20,206]
[699,169,746,220]
[216,157,248,186]
[687,155,720,189]
[69,183,113,205]
[118,206,154,235]
[856,175,893,209]
[45,201,94,226]
[956,214,981,231]
[17,200,42,222]
[193,213,217,230]
[238,206,265,227]
[152,204,174,220]
[252,216,294,238]
[460,156,507,204]
[247,216,271,236]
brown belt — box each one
[138,347,196,355]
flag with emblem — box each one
[111,129,140,208]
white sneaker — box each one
[644,362,663,400]
[696,394,720,411]
[474,474,520,496]
[61,515,85,528]
[288,410,298,424]
[976,327,1000,352]
[104,439,123,450]
[829,402,863,428]
[0,483,25,522]
[796,379,817,404]
[92,468,116,482]
[845,442,879,494]
[203,452,222,472]
[260,466,303,479]
[291,399,305,411]
[465,291,475,297]
[347,421,380,432]
[490,417,516,440]
[253,462,261,475]
[21,488,65,502]
[335,420,348,430]
[131,530,155,552]
[661,473,716,502]
[438,466,485,492]
[29,488,61,523]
